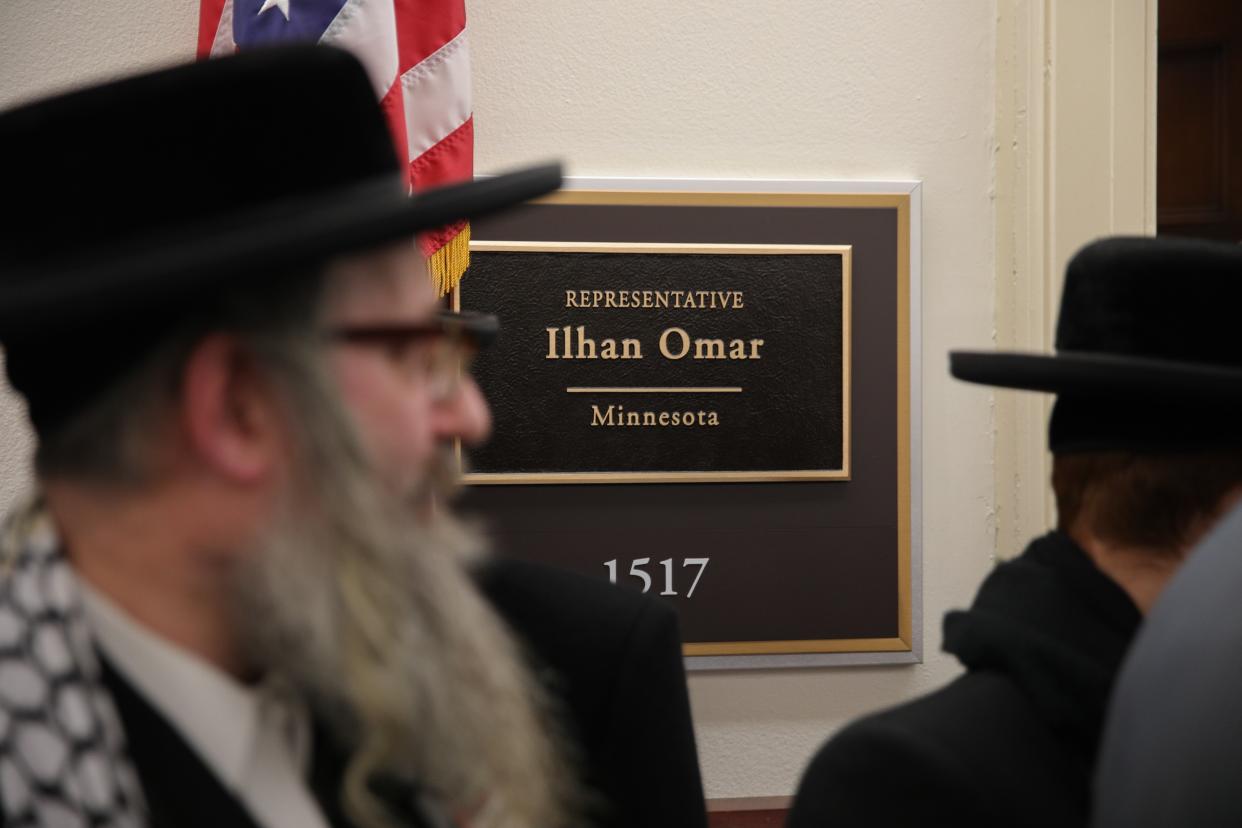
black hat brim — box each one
[0,162,562,338]
[950,350,1242,402]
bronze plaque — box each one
[457,189,915,661]
[456,243,850,483]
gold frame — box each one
[456,189,913,657]
[455,240,852,485]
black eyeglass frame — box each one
[328,310,500,350]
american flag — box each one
[198,0,474,296]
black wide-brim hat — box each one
[950,236,1242,452]
[0,44,561,337]
[0,45,561,436]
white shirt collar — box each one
[77,580,296,791]
[80,581,330,828]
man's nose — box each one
[433,376,492,445]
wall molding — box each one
[992,0,1157,555]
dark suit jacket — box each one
[787,671,1087,827]
[479,557,708,828]
[88,557,705,828]
[788,532,1140,828]
[101,656,445,828]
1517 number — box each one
[604,558,709,598]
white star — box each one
[257,0,290,20]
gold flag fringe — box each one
[429,223,471,297]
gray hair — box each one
[231,303,577,828]
[35,261,578,826]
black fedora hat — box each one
[0,44,561,437]
[0,44,561,338]
[950,236,1242,451]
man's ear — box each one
[179,333,284,484]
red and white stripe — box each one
[197,0,473,259]
[197,0,235,58]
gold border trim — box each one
[456,190,911,657]
[533,190,909,209]
[896,193,913,653]
[471,240,847,254]
[465,470,850,485]
[685,636,910,657]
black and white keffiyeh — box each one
[0,498,146,827]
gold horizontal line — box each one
[463,469,850,485]
[565,387,743,393]
[683,636,911,656]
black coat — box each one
[98,557,706,828]
[788,532,1140,828]
[478,558,707,828]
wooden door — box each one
[1158,0,1242,241]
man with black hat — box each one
[787,236,1242,828]
[0,46,705,828]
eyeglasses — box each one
[328,310,499,401]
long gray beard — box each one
[230,442,574,828]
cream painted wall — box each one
[0,0,1003,803]
[0,2,199,513]
[472,0,1000,799]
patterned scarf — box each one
[0,497,146,827]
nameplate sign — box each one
[456,184,919,667]
[456,242,851,484]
